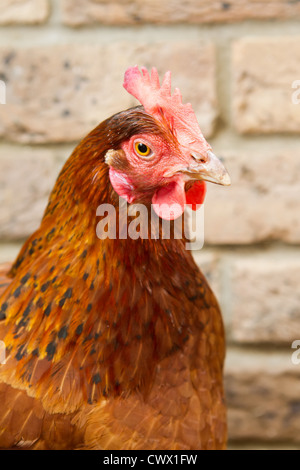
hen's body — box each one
[0,105,227,450]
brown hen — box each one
[0,67,229,450]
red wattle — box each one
[185,181,207,210]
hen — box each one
[0,66,230,450]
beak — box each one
[180,150,231,186]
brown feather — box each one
[0,107,227,449]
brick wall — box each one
[1,0,300,449]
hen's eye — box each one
[134,142,152,157]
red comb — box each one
[123,66,209,150]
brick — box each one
[0,148,64,240]
[0,43,217,144]
[203,148,300,244]
[225,350,300,442]
[0,244,22,264]
[229,255,300,344]
[0,0,49,24]
[233,38,300,134]
[62,0,300,26]
[229,443,300,450]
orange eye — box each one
[134,142,152,157]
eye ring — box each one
[134,141,152,158]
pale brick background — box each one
[0,43,217,143]
[233,38,300,134]
[62,0,300,25]
[0,0,49,25]
[0,0,300,450]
